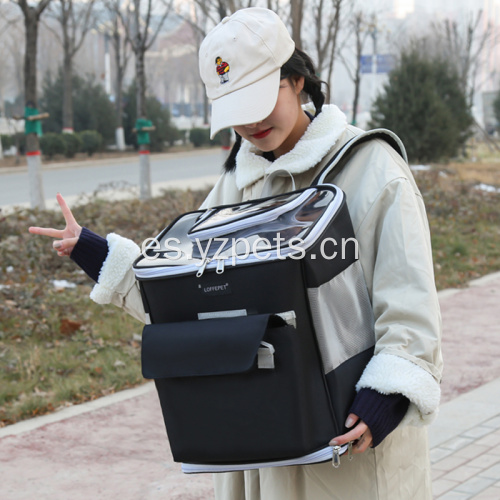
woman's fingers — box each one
[352,430,373,454]
[330,421,368,446]
[329,414,373,454]
[28,194,81,241]
[28,226,65,238]
[52,236,79,257]
[56,193,79,230]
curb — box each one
[0,383,155,438]
[436,271,500,300]
[0,174,220,214]
[0,148,219,175]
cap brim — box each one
[209,69,280,139]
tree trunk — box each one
[115,66,125,150]
[62,53,74,132]
[24,5,45,209]
[290,0,303,49]
[24,8,39,107]
[135,49,150,199]
[113,22,126,151]
[136,50,147,119]
[115,72,123,129]
[114,30,124,129]
[351,73,360,126]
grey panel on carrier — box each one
[308,259,375,374]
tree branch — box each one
[145,0,174,51]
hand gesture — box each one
[330,413,373,454]
[29,193,82,257]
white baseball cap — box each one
[199,8,295,139]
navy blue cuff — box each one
[70,227,109,282]
[349,388,410,447]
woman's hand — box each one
[329,413,373,454]
[28,193,82,257]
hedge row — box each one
[40,131,103,159]
[2,128,222,157]
[189,128,222,148]
[1,134,13,150]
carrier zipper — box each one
[196,257,211,277]
[216,258,225,274]
[332,446,341,468]
[348,441,354,461]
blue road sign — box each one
[360,55,373,74]
[376,54,395,74]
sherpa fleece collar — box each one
[235,103,347,190]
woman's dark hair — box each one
[223,48,327,172]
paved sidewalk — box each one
[0,273,499,499]
[429,378,500,499]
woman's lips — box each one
[252,128,272,139]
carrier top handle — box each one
[312,128,407,186]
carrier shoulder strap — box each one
[312,128,407,186]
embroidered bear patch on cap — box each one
[215,57,230,84]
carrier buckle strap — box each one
[258,341,275,369]
[313,128,408,186]
[275,310,297,328]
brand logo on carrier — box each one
[198,282,232,296]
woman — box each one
[30,8,442,499]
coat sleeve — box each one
[88,233,147,324]
[354,176,443,426]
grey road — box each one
[0,149,224,208]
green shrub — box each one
[40,133,66,159]
[210,131,223,146]
[189,128,210,147]
[39,68,117,145]
[166,125,183,146]
[1,135,13,150]
[370,43,473,163]
[9,133,26,155]
[61,133,82,158]
[79,130,103,156]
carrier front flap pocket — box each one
[142,313,277,379]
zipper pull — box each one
[332,445,341,468]
[216,258,225,274]
[348,441,354,461]
[196,258,211,277]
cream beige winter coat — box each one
[89,104,443,500]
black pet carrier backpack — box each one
[132,129,407,473]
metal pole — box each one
[26,133,46,210]
[139,144,151,200]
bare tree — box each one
[110,0,173,199]
[45,0,96,133]
[433,10,500,108]
[101,5,132,150]
[308,0,345,101]
[338,11,373,125]
[15,0,51,106]
[115,0,172,123]
[14,0,53,209]
[289,0,304,49]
